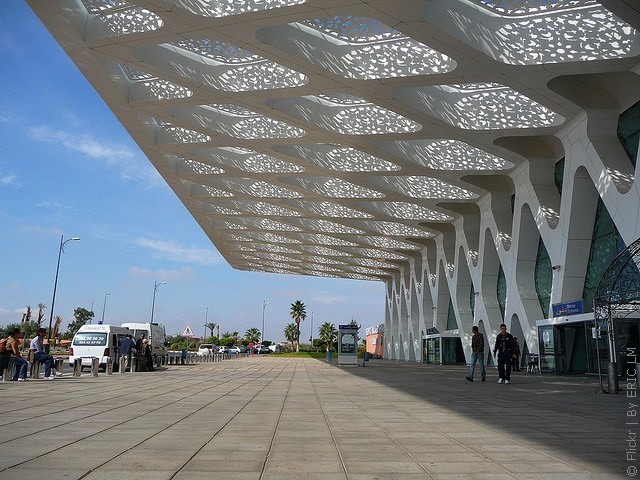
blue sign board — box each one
[552,300,583,317]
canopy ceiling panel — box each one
[27,0,640,281]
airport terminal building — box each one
[28,0,640,375]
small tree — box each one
[51,316,62,345]
[4,320,38,351]
[22,305,32,324]
[2,323,21,339]
[221,331,239,343]
[318,322,337,352]
[21,321,39,341]
[284,323,297,344]
[66,307,94,336]
[37,303,47,326]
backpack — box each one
[0,337,7,354]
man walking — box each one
[493,323,516,384]
[466,325,486,382]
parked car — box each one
[268,344,281,353]
[197,344,213,356]
[228,346,242,355]
[253,345,270,354]
[217,346,229,354]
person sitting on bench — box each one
[29,328,59,380]
[6,328,28,381]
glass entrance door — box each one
[615,317,640,375]
[539,325,555,373]
[426,338,439,364]
[555,324,589,374]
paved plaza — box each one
[0,357,631,479]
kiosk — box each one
[338,324,359,366]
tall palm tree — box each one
[289,300,307,352]
[284,323,297,344]
[318,322,337,351]
[244,327,260,343]
[205,322,217,340]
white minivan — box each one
[69,324,130,370]
[121,322,167,360]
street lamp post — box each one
[101,292,111,324]
[261,300,270,344]
[310,311,314,344]
[150,281,167,323]
[46,235,80,352]
[204,307,209,339]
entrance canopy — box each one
[26,0,640,282]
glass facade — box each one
[446,298,457,330]
[617,99,640,167]
[470,284,475,318]
[497,264,506,320]
[554,157,564,194]
[535,238,552,318]
[582,198,625,311]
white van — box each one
[69,324,130,369]
[121,322,167,360]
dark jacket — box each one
[471,332,484,353]
[493,332,515,355]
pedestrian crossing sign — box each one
[181,324,195,337]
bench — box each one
[0,353,14,381]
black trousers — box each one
[497,352,512,381]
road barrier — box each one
[106,358,114,375]
[1,349,249,383]
[73,358,82,377]
[91,358,99,377]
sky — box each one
[0,1,386,341]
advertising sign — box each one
[338,324,359,366]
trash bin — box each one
[326,350,332,362]
[181,349,187,365]
[364,352,370,362]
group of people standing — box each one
[119,333,155,371]
[466,323,521,384]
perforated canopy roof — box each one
[27,0,640,281]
